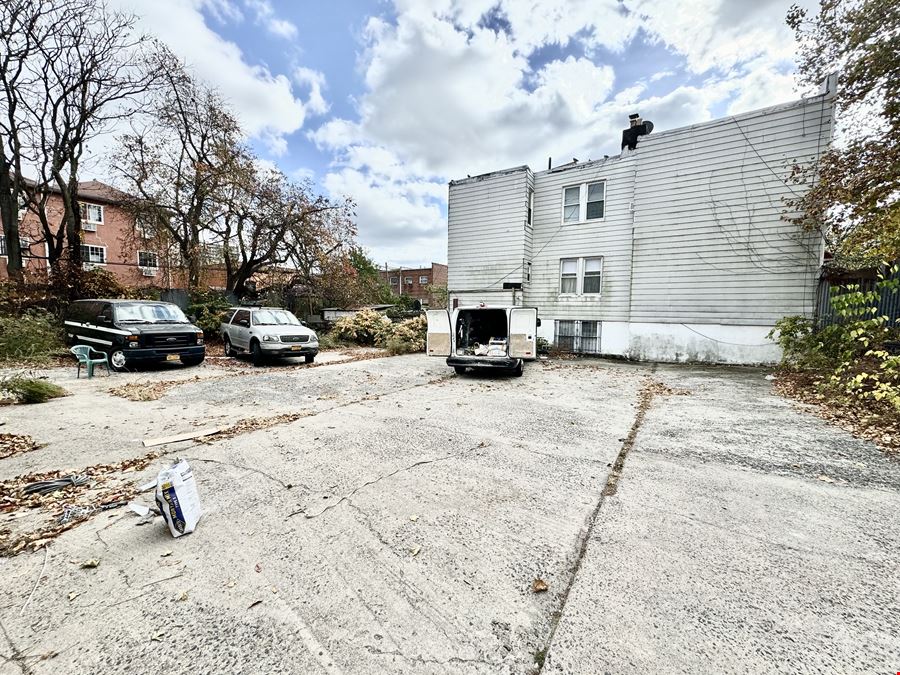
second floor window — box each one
[419,275,429,284]
[81,244,106,264]
[390,276,399,284]
[583,258,603,294]
[562,181,606,223]
[138,251,159,268]
[405,276,413,284]
[80,203,103,224]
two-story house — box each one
[1,180,226,289]
[380,262,448,307]
[446,77,836,365]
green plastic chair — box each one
[70,345,111,378]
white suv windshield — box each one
[252,310,300,326]
[116,303,189,324]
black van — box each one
[65,299,206,371]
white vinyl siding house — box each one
[446,82,836,364]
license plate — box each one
[166,354,180,361]
[291,346,303,351]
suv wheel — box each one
[250,340,265,367]
[109,349,128,372]
[305,354,315,364]
[223,335,236,357]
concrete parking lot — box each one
[1,353,898,674]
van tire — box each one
[454,366,466,375]
[512,362,523,377]
[223,336,236,357]
[109,349,128,372]
[250,340,265,367]
[182,355,205,367]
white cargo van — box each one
[426,304,539,376]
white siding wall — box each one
[525,155,636,321]
[445,91,835,363]
[629,95,832,325]
[447,167,530,298]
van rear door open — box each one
[426,309,452,356]
[508,307,538,359]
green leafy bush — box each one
[330,310,427,353]
[770,267,900,409]
[376,314,427,354]
[1,376,68,404]
[188,290,232,337]
[332,309,392,346]
[0,310,64,363]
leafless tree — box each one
[114,50,244,288]
[0,0,158,285]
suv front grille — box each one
[280,335,310,343]
[146,334,192,348]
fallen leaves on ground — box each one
[531,578,549,593]
[0,451,161,556]
[773,372,900,455]
[108,376,207,401]
[0,433,42,460]
[197,412,314,443]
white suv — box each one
[220,306,319,366]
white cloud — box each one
[112,0,314,156]
[294,67,329,116]
[306,0,813,266]
[243,0,298,39]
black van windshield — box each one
[115,303,189,324]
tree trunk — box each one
[0,153,24,282]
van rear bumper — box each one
[447,356,520,369]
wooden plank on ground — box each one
[142,427,224,448]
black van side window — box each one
[97,304,113,323]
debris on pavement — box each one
[0,451,161,555]
[154,460,202,538]
[0,433,43,460]
[109,377,208,402]
[531,578,549,593]
[23,475,89,496]
[80,559,99,569]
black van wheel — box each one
[182,355,205,367]
[109,349,128,372]
[512,361,524,377]
[454,366,466,375]
[250,340,265,367]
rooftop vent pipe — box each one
[621,113,654,150]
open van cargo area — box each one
[456,309,508,356]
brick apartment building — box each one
[0,180,226,288]
[379,262,448,307]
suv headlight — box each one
[310,333,318,341]
[262,335,280,342]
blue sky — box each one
[113,0,811,267]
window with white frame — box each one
[79,203,103,225]
[389,276,398,285]
[80,244,106,264]
[582,258,603,294]
[559,256,604,296]
[138,251,159,268]
[419,275,429,284]
[405,276,413,284]
[562,187,580,223]
[560,259,578,293]
[561,181,606,223]
[0,236,31,257]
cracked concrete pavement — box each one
[0,355,898,673]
